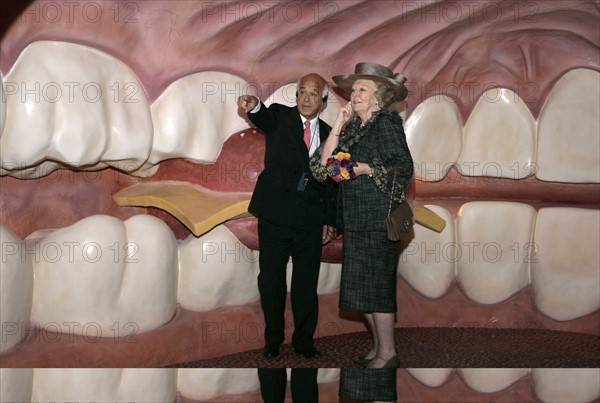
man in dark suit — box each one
[257,368,318,403]
[237,73,335,361]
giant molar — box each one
[30,369,177,402]
[0,41,153,178]
[142,71,251,176]
[178,226,260,311]
[29,215,177,336]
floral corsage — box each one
[315,151,358,182]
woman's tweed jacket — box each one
[311,109,413,231]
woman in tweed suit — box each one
[339,368,397,402]
[311,63,413,372]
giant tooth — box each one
[532,368,600,403]
[0,368,33,402]
[0,225,33,354]
[398,205,456,299]
[0,41,153,179]
[459,368,529,393]
[29,215,177,336]
[0,74,6,135]
[405,95,463,182]
[537,68,600,183]
[30,369,177,402]
[141,71,254,176]
[178,225,260,311]
[456,201,535,304]
[457,88,537,179]
[177,368,259,401]
[531,207,600,321]
[406,368,453,387]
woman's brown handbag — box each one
[386,168,413,240]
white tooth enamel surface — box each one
[398,205,455,298]
[531,207,600,320]
[537,68,600,183]
[0,41,152,178]
[178,226,260,311]
[143,72,250,175]
[285,260,341,295]
[533,368,600,403]
[31,369,176,402]
[177,369,259,400]
[407,368,453,387]
[460,368,529,393]
[117,369,177,402]
[316,262,342,294]
[317,368,340,383]
[0,75,6,135]
[117,215,178,325]
[32,369,117,401]
[456,202,534,304]
[405,96,462,181]
[0,225,33,353]
[265,83,341,127]
[457,88,537,179]
[0,368,33,402]
[30,215,177,335]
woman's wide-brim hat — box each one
[332,62,408,102]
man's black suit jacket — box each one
[248,102,334,231]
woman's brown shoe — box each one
[381,355,400,368]
[367,355,400,368]
[352,355,373,367]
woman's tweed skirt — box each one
[339,230,400,313]
[339,368,397,401]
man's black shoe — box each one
[294,347,321,359]
[263,345,280,358]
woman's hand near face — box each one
[335,102,353,126]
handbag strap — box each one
[387,168,398,216]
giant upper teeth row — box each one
[2,203,598,353]
[2,368,599,402]
[1,41,598,183]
